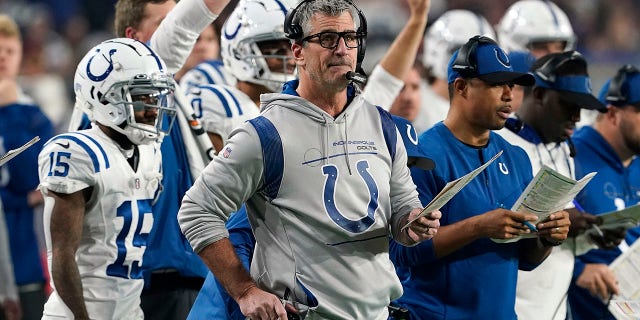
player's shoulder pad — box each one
[187,84,253,119]
[42,131,111,174]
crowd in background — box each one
[0,0,639,133]
[0,0,639,319]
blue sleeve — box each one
[226,205,255,270]
[215,206,255,320]
[573,256,587,281]
[388,166,440,267]
[389,238,437,267]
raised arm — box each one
[362,0,430,108]
[150,0,230,74]
[378,0,429,79]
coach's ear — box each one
[292,42,305,68]
[453,78,468,98]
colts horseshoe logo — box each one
[499,162,509,175]
[86,48,117,82]
[322,160,379,233]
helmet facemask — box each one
[100,72,177,145]
[231,36,296,92]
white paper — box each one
[0,136,40,167]
[403,150,503,229]
[492,165,596,243]
[595,204,640,231]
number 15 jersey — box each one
[38,127,163,319]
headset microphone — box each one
[345,71,367,85]
[567,136,576,157]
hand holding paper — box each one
[403,150,504,230]
[404,207,441,243]
[492,165,596,243]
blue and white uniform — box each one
[391,123,536,320]
[568,126,640,320]
[38,127,163,319]
[180,59,237,89]
[187,84,260,146]
[179,80,421,320]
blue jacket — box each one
[142,123,208,281]
[187,206,252,320]
[0,103,53,285]
[569,126,640,320]
[390,123,535,320]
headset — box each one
[605,64,640,106]
[533,51,585,83]
[451,35,499,78]
[284,0,367,75]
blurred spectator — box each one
[0,13,54,320]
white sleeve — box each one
[150,0,219,74]
[38,135,98,194]
[178,123,264,253]
[361,64,405,110]
[0,204,18,301]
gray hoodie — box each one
[178,90,421,319]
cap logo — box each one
[494,48,511,68]
[404,124,418,145]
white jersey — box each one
[497,127,593,320]
[38,127,162,320]
[180,59,237,90]
[413,81,449,135]
[188,84,260,146]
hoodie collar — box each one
[282,80,357,105]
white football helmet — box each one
[74,38,177,145]
[423,10,496,80]
[497,0,576,53]
[220,0,297,92]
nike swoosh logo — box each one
[55,142,70,149]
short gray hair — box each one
[293,0,358,40]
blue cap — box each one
[391,115,435,170]
[508,51,535,73]
[447,37,535,86]
[598,65,640,106]
[532,51,606,111]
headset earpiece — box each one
[606,64,639,106]
[284,0,367,69]
[533,51,585,83]
[284,0,310,40]
[451,35,497,78]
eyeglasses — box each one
[301,31,361,49]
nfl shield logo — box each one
[223,147,232,158]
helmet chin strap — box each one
[110,122,158,145]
